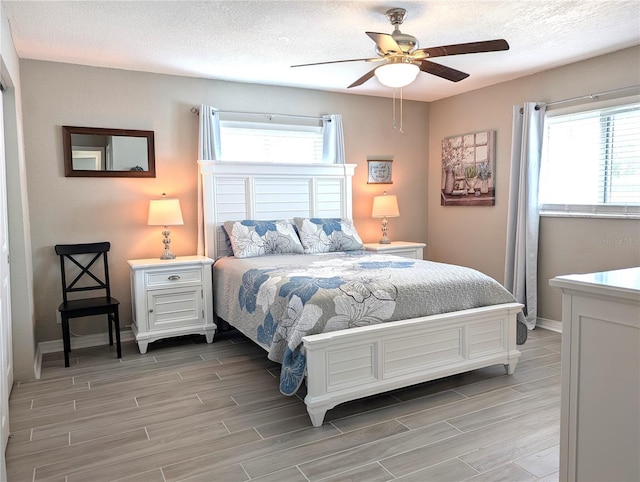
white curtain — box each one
[198,104,221,160]
[322,114,345,164]
[504,102,546,329]
[197,104,222,255]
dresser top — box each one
[550,267,640,300]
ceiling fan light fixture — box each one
[374,62,419,88]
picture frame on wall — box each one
[367,160,393,184]
[441,130,496,206]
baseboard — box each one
[536,317,562,333]
[34,344,43,380]
[37,328,135,354]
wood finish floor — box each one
[6,328,562,482]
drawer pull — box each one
[168,275,181,281]
[149,309,153,313]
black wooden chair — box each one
[55,242,121,367]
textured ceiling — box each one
[4,0,640,102]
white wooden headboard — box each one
[199,161,357,260]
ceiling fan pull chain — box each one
[399,88,405,134]
[392,89,397,130]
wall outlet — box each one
[56,310,61,324]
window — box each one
[219,121,324,163]
[539,102,640,217]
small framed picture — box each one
[367,160,393,184]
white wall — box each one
[428,45,640,322]
[1,3,36,381]
[19,60,430,348]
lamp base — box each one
[159,226,176,260]
[378,217,391,244]
[160,248,176,260]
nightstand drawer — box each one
[385,248,421,259]
[145,268,202,288]
[363,241,426,260]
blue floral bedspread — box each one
[213,251,523,395]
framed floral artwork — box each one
[367,160,393,184]
[441,130,496,206]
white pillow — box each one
[293,218,364,254]
[223,220,304,258]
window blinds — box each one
[219,121,324,164]
[540,103,640,216]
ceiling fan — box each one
[292,7,510,89]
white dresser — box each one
[550,268,640,482]
[128,256,216,354]
[363,241,426,259]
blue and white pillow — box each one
[293,217,364,254]
[223,220,304,258]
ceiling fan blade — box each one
[419,60,469,82]
[366,31,402,54]
[292,57,377,68]
[348,67,377,88]
[416,39,509,58]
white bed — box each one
[200,160,522,427]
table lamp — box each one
[371,191,400,244]
[148,193,184,259]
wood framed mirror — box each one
[62,126,156,178]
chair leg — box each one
[113,309,122,359]
[61,314,71,368]
[108,313,114,346]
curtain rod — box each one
[544,84,640,108]
[190,106,324,121]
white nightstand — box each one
[127,256,216,354]
[363,241,426,259]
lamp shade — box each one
[372,194,400,218]
[148,197,184,226]
[374,62,420,88]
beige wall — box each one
[20,60,430,345]
[428,45,640,322]
[16,45,640,361]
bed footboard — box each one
[302,302,523,427]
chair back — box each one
[55,242,113,305]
